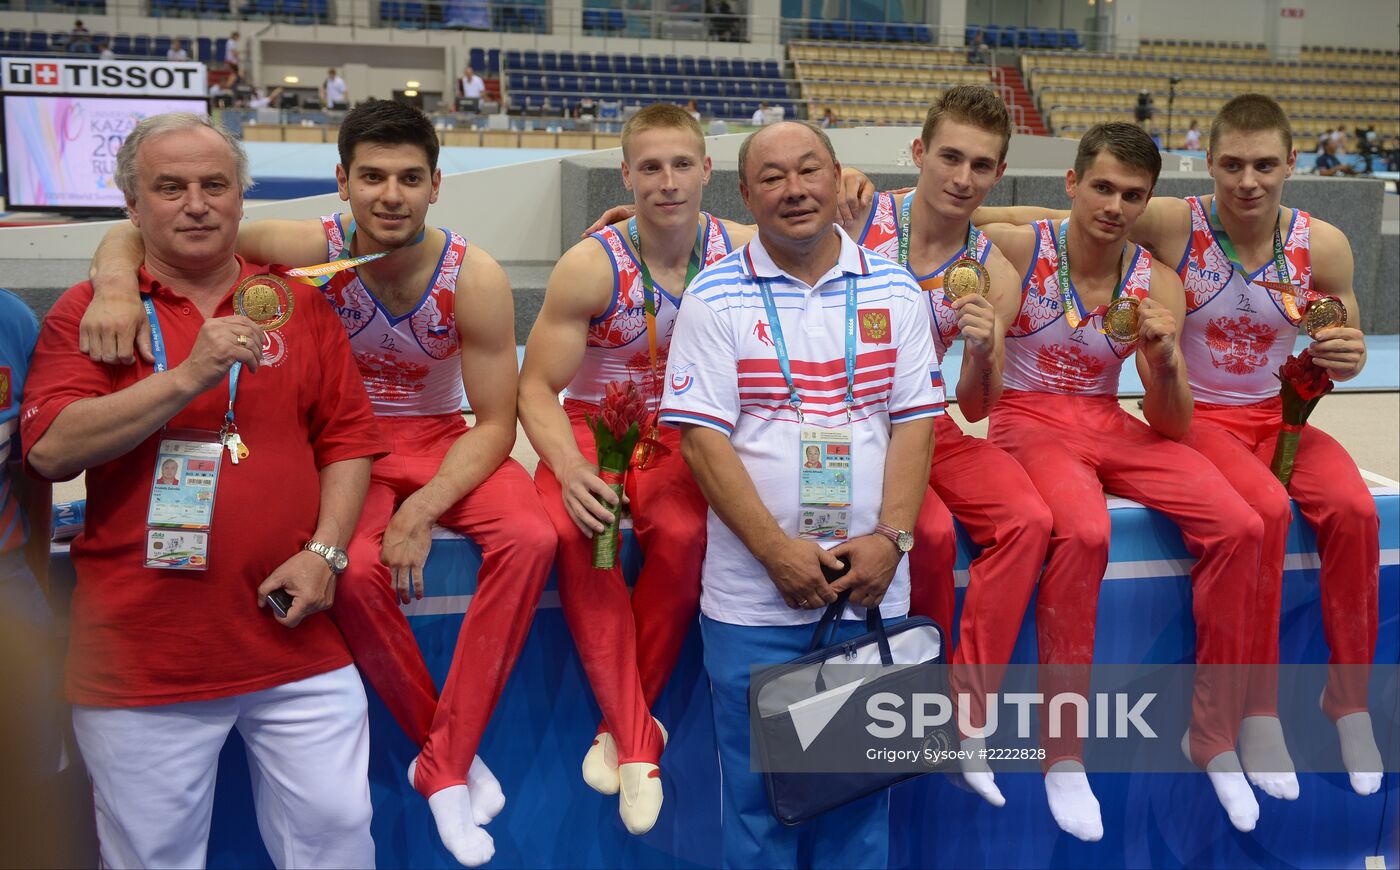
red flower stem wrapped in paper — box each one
[587,380,650,568]
[1270,349,1335,486]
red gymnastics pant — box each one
[329,414,556,797]
[533,399,708,766]
[1186,398,1379,722]
[989,391,1263,770]
[909,413,1050,732]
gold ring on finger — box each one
[236,333,249,347]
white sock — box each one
[409,759,496,867]
[1335,712,1383,796]
[1238,716,1299,800]
[467,755,506,825]
[1044,760,1103,842]
[958,737,1005,807]
[1182,732,1259,832]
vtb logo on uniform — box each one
[9,62,60,86]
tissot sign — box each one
[3,58,205,96]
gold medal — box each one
[1102,296,1140,343]
[233,274,295,330]
[1303,296,1346,338]
[942,257,990,301]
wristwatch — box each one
[303,540,349,574]
[873,523,914,554]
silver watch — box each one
[303,540,349,574]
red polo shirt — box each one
[22,259,385,707]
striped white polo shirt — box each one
[659,226,942,626]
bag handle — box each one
[806,590,894,667]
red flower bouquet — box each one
[1270,349,1334,486]
[588,380,649,568]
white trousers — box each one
[72,664,375,870]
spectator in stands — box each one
[967,30,990,64]
[1183,119,1201,150]
[572,97,598,120]
[67,19,91,53]
[322,69,350,110]
[223,32,242,75]
[97,40,115,59]
[707,0,740,42]
[750,101,770,126]
[685,99,702,122]
[819,107,837,129]
[167,39,190,62]
[1384,137,1400,172]
[1315,138,1360,176]
[458,65,486,100]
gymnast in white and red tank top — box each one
[981,125,1267,840]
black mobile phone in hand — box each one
[821,555,851,584]
[266,588,294,618]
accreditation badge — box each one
[144,431,224,570]
[798,425,852,540]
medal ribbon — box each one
[750,253,859,423]
[897,193,980,286]
[627,216,706,399]
[279,220,428,288]
[1055,219,1126,333]
[1209,198,1299,320]
[141,294,241,431]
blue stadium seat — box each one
[487,48,500,73]
[713,58,730,78]
[154,36,172,55]
[721,79,740,97]
[399,2,424,26]
[196,36,212,61]
[852,21,878,42]
[1062,29,1081,48]
[605,9,625,31]
[914,23,931,42]
[132,34,150,54]
[983,25,1000,46]
[663,56,680,76]
[558,53,576,73]
[504,49,522,70]
[667,79,687,97]
[737,80,756,98]
[627,55,645,76]
[998,26,1018,47]
[541,51,557,72]
[680,56,698,77]
[762,59,780,78]
[697,57,713,77]
[112,34,131,54]
[577,52,595,73]
[597,75,616,94]
[507,73,524,90]
[610,53,628,74]
[580,74,598,92]
[709,100,729,117]
[561,73,578,91]
[826,20,851,41]
[699,79,719,96]
[525,73,542,91]
[544,73,560,91]
[643,55,660,75]
[582,8,605,34]
[470,47,486,70]
[965,24,977,44]
[517,7,544,32]
[26,31,48,52]
[522,50,540,70]
[632,79,653,96]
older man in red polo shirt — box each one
[22,113,384,869]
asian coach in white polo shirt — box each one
[659,120,941,870]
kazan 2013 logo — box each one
[669,363,696,395]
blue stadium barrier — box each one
[115,490,1398,869]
